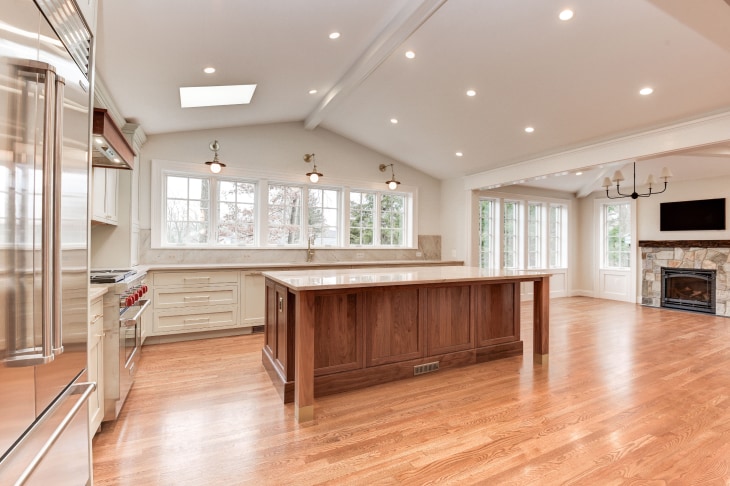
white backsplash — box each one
[137,230,441,265]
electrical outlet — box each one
[356,252,365,259]
[416,251,422,257]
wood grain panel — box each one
[313,292,362,376]
[474,282,520,347]
[263,281,277,358]
[364,287,423,366]
[425,285,473,355]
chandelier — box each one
[601,162,672,199]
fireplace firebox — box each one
[661,267,716,314]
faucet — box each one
[306,236,315,263]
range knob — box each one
[124,295,134,307]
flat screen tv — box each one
[660,198,726,231]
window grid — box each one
[478,199,496,269]
[349,191,375,246]
[308,187,340,246]
[217,179,256,245]
[503,201,519,269]
[603,202,631,268]
[527,202,542,269]
[164,175,210,245]
[380,193,406,246]
[549,204,564,268]
[267,183,303,245]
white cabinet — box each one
[241,271,265,327]
[92,167,118,225]
[88,294,104,439]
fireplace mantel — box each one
[639,240,730,248]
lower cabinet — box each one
[149,269,265,337]
[88,295,104,439]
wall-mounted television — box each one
[660,198,726,231]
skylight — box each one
[179,84,257,108]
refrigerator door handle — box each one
[2,382,95,484]
[51,75,66,356]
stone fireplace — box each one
[640,240,730,317]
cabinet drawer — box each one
[153,270,239,286]
[153,307,238,334]
[153,285,238,309]
[89,297,104,334]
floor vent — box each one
[414,361,440,376]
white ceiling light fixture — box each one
[639,87,654,96]
[455,152,463,157]
[405,50,415,59]
[390,118,399,124]
[466,89,476,97]
[525,126,535,133]
[308,89,318,94]
[559,9,574,21]
[303,153,323,183]
[180,84,257,108]
[575,171,583,176]
[203,66,216,74]
[379,163,401,190]
[601,161,672,199]
[204,140,226,173]
[329,32,341,39]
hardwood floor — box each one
[92,297,730,485]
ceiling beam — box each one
[304,0,448,130]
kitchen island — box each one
[262,266,551,422]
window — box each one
[217,180,256,245]
[153,160,415,249]
[308,187,340,246]
[549,204,565,268]
[349,191,375,246]
[603,202,631,268]
[503,200,519,269]
[268,183,303,245]
[527,202,542,269]
[478,198,496,268]
[165,175,210,245]
[380,193,405,246]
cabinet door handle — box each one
[184,295,210,302]
[278,296,283,312]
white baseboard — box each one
[570,289,594,297]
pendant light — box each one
[379,163,400,190]
[303,153,323,183]
[205,140,226,173]
[601,161,672,199]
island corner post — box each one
[262,267,552,424]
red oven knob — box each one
[125,295,134,307]
[142,285,148,294]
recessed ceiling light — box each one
[525,126,535,133]
[576,172,583,176]
[179,84,257,108]
[455,152,463,157]
[466,89,476,97]
[405,50,415,59]
[390,118,398,124]
[308,89,318,94]
[203,67,216,74]
[639,87,654,96]
[329,32,341,40]
[559,9,574,21]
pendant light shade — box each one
[205,140,227,173]
[303,153,323,183]
[379,163,400,190]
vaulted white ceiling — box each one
[95,0,730,194]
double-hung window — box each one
[217,179,256,245]
[308,187,340,246]
[603,202,631,268]
[267,183,303,245]
[349,191,375,246]
[478,198,496,268]
[165,175,210,245]
[503,200,520,269]
[527,202,542,269]
[380,193,406,246]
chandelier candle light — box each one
[205,140,226,173]
[379,163,400,190]
[303,153,323,183]
[601,161,672,199]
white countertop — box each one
[89,286,108,300]
[263,266,551,291]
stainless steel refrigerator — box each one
[1,0,95,484]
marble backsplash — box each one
[138,230,441,265]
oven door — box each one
[118,299,150,397]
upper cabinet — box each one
[75,0,98,35]
[92,167,118,225]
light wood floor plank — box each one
[92,297,730,485]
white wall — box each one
[137,121,442,235]
[440,177,470,263]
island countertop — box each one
[262,265,551,291]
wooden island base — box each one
[262,267,550,419]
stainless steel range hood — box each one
[92,108,135,170]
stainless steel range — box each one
[90,269,151,421]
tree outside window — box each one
[350,191,374,246]
[503,201,519,269]
[217,180,255,245]
[604,202,631,268]
[380,193,405,246]
[478,199,495,269]
[308,188,339,246]
[268,184,302,245]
